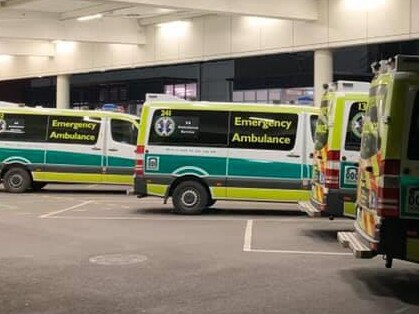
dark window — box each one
[310,115,318,142]
[111,119,138,145]
[149,109,228,146]
[0,113,47,142]
[360,85,387,159]
[344,102,366,151]
[46,115,100,145]
[229,112,298,150]
[408,92,419,160]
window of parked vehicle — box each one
[111,119,138,145]
[46,115,100,145]
[0,113,47,142]
[344,102,367,151]
[229,111,298,150]
[149,109,229,146]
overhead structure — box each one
[0,0,319,57]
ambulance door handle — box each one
[91,147,101,151]
[287,153,300,158]
[109,148,119,152]
[354,162,359,167]
[403,168,411,175]
[341,156,347,161]
[309,153,314,159]
[317,155,322,160]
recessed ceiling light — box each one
[77,13,103,22]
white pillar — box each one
[56,74,70,109]
[314,49,333,107]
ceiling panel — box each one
[11,0,97,13]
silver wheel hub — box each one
[9,174,23,188]
[181,189,199,207]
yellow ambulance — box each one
[298,81,369,218]
[338,55,419,267]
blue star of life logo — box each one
[155,117,175,137]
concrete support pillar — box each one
[56,74,70,109]
[314,49,333,107]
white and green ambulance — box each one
[0,106,139,192]
[134,99,319,214]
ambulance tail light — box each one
[135,145,145,176]
[377,159,400,217]
[325,150,340,189]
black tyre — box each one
[32,182,47,191]
[172,181,209,215]
[206,199,217,208]
[3,167,32,193]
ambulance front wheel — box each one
[172,181,209,215]
[3,167,32,193]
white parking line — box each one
[249,249,352,256]
[40,201,93,218]
[243,220,253,251]
[242,218,352,256]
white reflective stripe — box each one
[378,199,399,205]
[377,204,398,210]
[326,162,340,170]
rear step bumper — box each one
[297,201,321,217]
[337,231,375,258]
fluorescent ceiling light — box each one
[77,13,103,22]
[247,16,277,26]
[0,54,13,61]
[344,0,386,11]
[157,21,190,36]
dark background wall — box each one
[2,39,419,107]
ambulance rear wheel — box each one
[3,167,32,193]
[172,181,209,215]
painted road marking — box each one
[40,201,93,218]
[249,249,352,256]
[242,219,352,256]
[243,220,253,251]
[37,214,352,223]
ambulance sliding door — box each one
[226,111,304,200]
[44,115,104,183]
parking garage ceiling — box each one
[0,0,318,56]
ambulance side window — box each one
[229,112,298,151]
[407,93,419,160]
[111,119,138,146]
[344,102,365,151]
[149,110,229,147]
[0,114,47,142]
[46,116,100,145]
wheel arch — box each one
[1,162,32,180]
[165,175,213,201]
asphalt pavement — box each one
[0,184,418,314]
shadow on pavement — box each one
[340,267,419,306]
[301,229,353,243]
